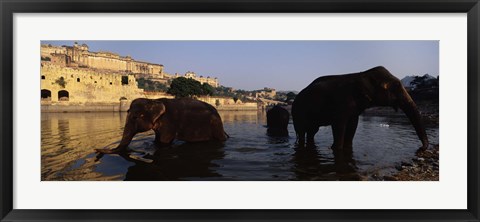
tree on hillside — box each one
[137,77,168,92]
[150,81,167,92]
[201,83,215,96]
[167,77,203,98]
[215,86,236,97]
[411,76,438,89]
[409,75,439,102]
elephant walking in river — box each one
[96,98,228,154]
[291,66,429,159]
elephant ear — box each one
[354,78,375,107]
[146,100,166,124]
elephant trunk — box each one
[116,117,137,151]
[96,115,137,154]
[399,88,429,150]
[95,126,136,154]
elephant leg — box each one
[343,116,359,160]
[296,130,306,147]
[159,131,175,145]
[306,126,319,146]
[153,123,175,147]
[154,130,170,147]
[331,122,346,152]
[332,119,358,173]
[331,120,349,171]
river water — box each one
[41,110,438,181]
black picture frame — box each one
[1,0,479,221]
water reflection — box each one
[219,110,264,124]
[41,112,128,180]
[267,136,290,145]
[105,141,226,181]
[41,110,439,181]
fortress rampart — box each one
[40,43,250,112]
[41,43,219,87]
[41,63,144,103]
[40,62,250,111]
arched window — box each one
[77,78,80,82]
[58,90,69,101]
[41,75,45,80]
[41,89,51,100]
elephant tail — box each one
[224,132,230,138]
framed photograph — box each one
[1,0,479,221]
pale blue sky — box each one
[41,41,439,91]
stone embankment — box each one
[41,101,258,113]
[41,103,129,112]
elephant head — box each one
[360,66,429,150]
[119,99,166,148]
[97,99,166,154]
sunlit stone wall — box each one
[40,64,144,103]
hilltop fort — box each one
[40,42,219,102]
[40,42,256,112]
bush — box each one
[55,77,67,88]
[167,77,204,98]
[137,77,168,92]
[201,83,215,96]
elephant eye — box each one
[382,83,388,90]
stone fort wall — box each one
[41,63,144,103]
[41,43,219,87]
[39,43,247,110]
[40,64,254,108]
[41,43,164,77]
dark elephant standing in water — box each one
[292,66,429,161]
[96,98,228,154]
[266,105,289,137]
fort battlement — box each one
[41,43,164,77]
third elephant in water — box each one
[266,105,290,137]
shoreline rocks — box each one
[384,144,439,181]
